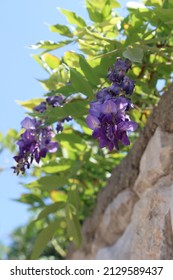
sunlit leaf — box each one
[59,8,86,28]
[30,40,73,50]
[50,190,67,202]
[50,24,73,38]
[79,55,100,86]
[70,68,93,99]
[42,162,71,174]
[123,47,144,63]
[16,98,44,110]
[63,51,80,68]
[41,53,60,70]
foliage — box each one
[3,0,173,259]
[3,221,65,260]
[0,129,18,154]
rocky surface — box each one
[68,84,173,260]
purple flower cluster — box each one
[34,94,72,133]
[12,117,58,175]
[13,58,138,174]
[34,94,66,113]
[86,58,138,151]
[13,94,72,175]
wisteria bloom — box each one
[34,94,72,134]
[34,101,47,113]
[46,94,65,107]
[12,117,58,175]
[86,58,138,150]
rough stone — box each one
[96,224,133,259]
[68,84,173,260]
[96,183,173,259]
[131,184,173,259]
[97,189,137,246]
[133,127,173,197]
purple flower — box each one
[107,58,132,83]
[96,88,112,101]
[121,76,135,95]
[46,94,65,107]
[12,118,58,174]
[34,101,47,113]
[33,94,73,135]
[89,101,102,117]
[118,120,138,132]
[86,99,137,150]
[100,100,118,114]
[86,115,100,130]
[34,95,65,113]
[109,83,121,95]
[21,117,36,129]
[56,116,72,133]
[114,96,130,112]
[114,58,132,72]
[86,58,138,151]
[56,122,63,133]
[46,142,59,153]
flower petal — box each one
[121,132,130,145]
[21,117,36,130]
[101,100,117,114]
[86,115,100,130]
[118,120,138,132]
[47,142,58,153]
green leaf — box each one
[30,40,73,50]
[24,175,68,191]
[106,0,120,9]
[70,68,93,99]
[79,55,100,86]
[123,47,144,63]
[16,194,44,206]
[145,0,163,7]
[84,28,114,43]
[68,188,80,210]
[50,24,73,38]
[39,67,69,91]
[36,202,65,221]
[59,8,86,28]
[48,84,76,97]
[86,0,120,22]
[30,220,61,259]
[32,54,49,73]
[87,0,120,10]
[86,0,104,22]
[16,98,44,110]
[42,162,71,174]
[58,131,84,146]
[50,190,67,202]
[44,100,88,124]
[78,40,96,56]
[154,8,173,24]
[63,51,80,68]
[41,53,60,70]
[65,203,82,248]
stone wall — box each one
[68,84,173,260]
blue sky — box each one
[0,0,130,246]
